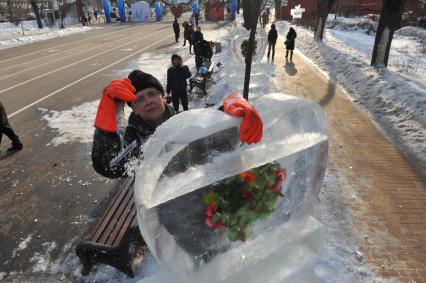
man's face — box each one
[172,58,182,66]
[132,87,165,122]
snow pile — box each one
[395,26,426,40]
[276,21,426,175]
[40,101,99,146]
[0,20,97,49]
[12,234,33,258]
[327,17,377,34]
[40,101,132,146]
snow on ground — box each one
[276,20,426,175]
[0,19,97,50]
[324,18,426,87]
[12,234,33,258]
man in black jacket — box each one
[92,69,263,178]
[183,22,194,54]
[173,18,180,42]
[267,24,278,61]
[166,54,192,112]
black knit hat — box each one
[128,70,165,95]
[171,54,182,61]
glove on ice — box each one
[94,78,136,133]
[223,93,263,144]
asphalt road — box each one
[0,20,217,277]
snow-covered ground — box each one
[276,19,426,175]
[0,19,97,49]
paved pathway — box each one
[272,40,426,282]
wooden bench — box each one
[75,176,144,277]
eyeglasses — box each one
[134,90,162,106]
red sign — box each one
[206,1,224,21]
[171,5,184,18]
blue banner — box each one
[154,1,162,21]
[103,0,111,23]
[192,1,200,14]
[117,0,126,22]
[230,0,237,20]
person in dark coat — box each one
[192,26,204,48]
[193,26,206,68]
[183,21,195,54]
[173,18,180,42]
[285,27,297,61]
[267,23,278,60]
[0,101,23,152]
[166,54,192,112]
[261,11,268,28]
[194,40,213,69]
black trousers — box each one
[0,126,21,146]
[174,32,179,42]
[172,92,188,112]
[285,49,294,60]
[267,42,276,59]
[195,55,203,69]
[194,14,199,26]
[183,39,193,53]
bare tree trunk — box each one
[242,0,262,101]
[30,1,43,29]
[314,0,335,41]
[371,0,404,67]
[7,0,15,23]
[275,0,281,20]
[243,27,256,100]
[76,0,83,21]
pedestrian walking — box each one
[87,11,92,26]
[173,18,180,42]
[183,21,195,54]
[166,54,192,112]
[94,10,98,21]
[261,11,268,28]
[285,27,297,61]
[0,101,23,152]
[267,24,278,61]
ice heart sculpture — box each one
[229,26,268,64]
[134,93,329,282]
[171,5,184,18]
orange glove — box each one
[104,78,136,101]
[223,93,263,144]
[94,78,136,133]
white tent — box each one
[131,1,151,22]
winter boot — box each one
[7,141,23,151]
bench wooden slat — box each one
[98,183,134,245]
[106,194,135,246]
[90,176,134,242]
[114,207,137,247]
